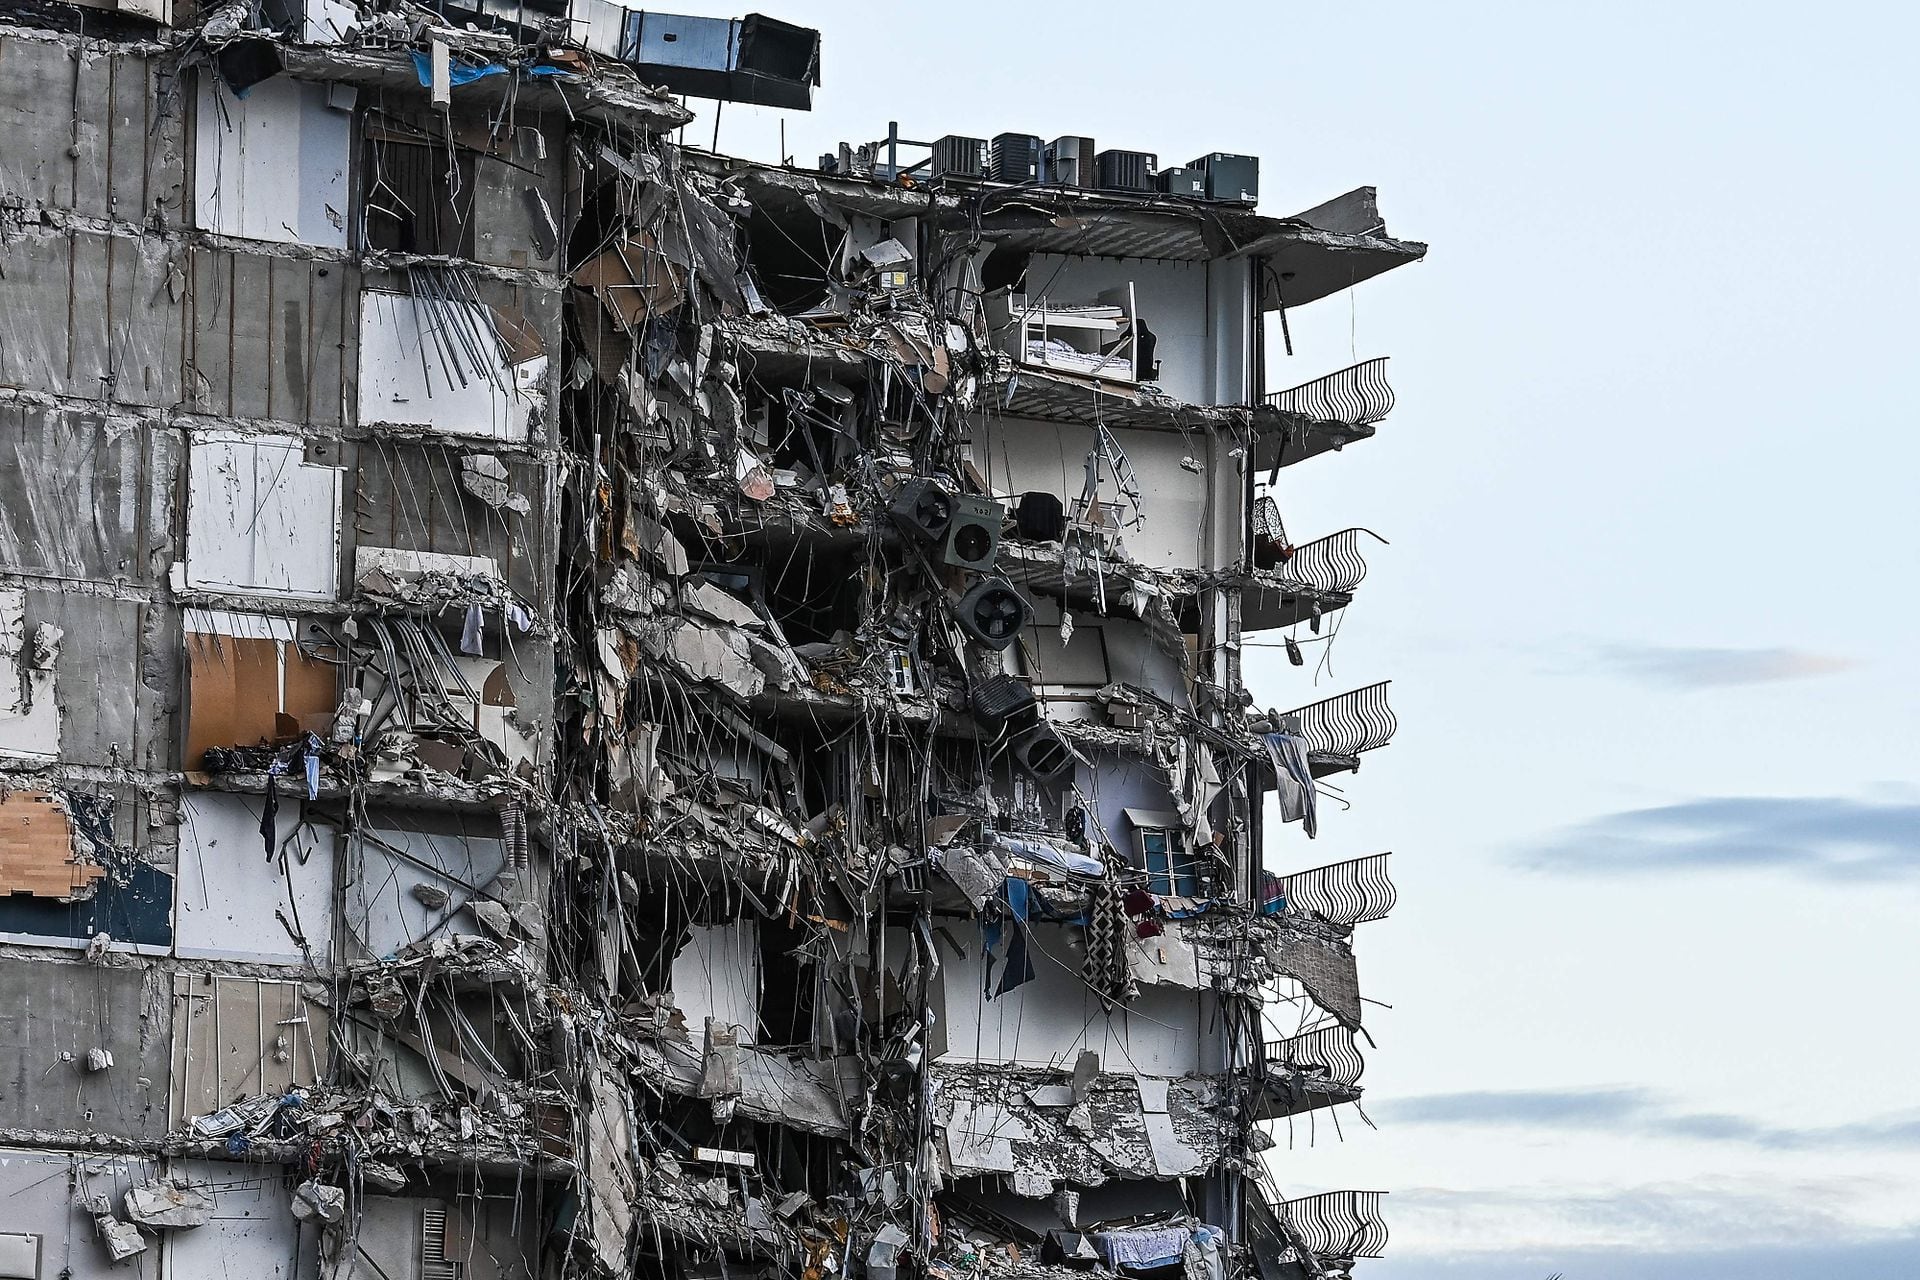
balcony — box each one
[1243,526,1377,632]
[1280,680,1397,776]
[1266,357,1395,426]
[1279,852,1397,927]
[1255,1024,1365,1120]
[1249,1187,1390,1280]
[1250,357,1397,470]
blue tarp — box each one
[409,50,575,91]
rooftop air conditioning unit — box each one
[1095,149,1155,193]
[1155,166,1206,198]
[990,133,1042,185]
[1044,136,1096,187]
[930,135,988,180]
[1189,152,1260,203]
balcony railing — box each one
[1275,1191,1389,1261]
[1279,852,1397,926]
[1268,527,1375,595]
[1265,358,1395,426]
[1264,1025,1365,1089]
[1281,681,1397,761]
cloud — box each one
[1382,1176,1917,1257]
[1516,794,1920,880]
[1375,1232,1920,1280]
[1592,642,1856,689]
[1382,1086,1920,1153]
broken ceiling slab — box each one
[643,617,769,699]
[272,40,692,134]
[935,1066,1233,1185]
[702,152,1411,304]
[627,1036,849,1137]
[124,1179,216,1228]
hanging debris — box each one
[0,1,1421,1277]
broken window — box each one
[360,124,478,258]
[184,611,340,770]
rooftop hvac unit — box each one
[1095,149,1155,193]
[1155,165,1206,198]
[1189,152,1260,203]
[930,135,988,180]
[989,133,1042,185]
[1044,135,1096,187]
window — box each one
[1139,826,1197,897]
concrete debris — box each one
[460,453,533,514]
[125,1180,216,1229]
[87,1197,147,1261]
[290,1181,347,1225]
[0,2,1417,1276]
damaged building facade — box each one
[0,1,1422,1277]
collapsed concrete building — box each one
[0,0,1423,1276]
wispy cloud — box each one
[1516,794,1920,880]
[1382,1086,1920,1152]
[1383,1175,1918,1257]
[1591,642,1856,689]
[1379,1232,1920,1280]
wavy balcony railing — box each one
[1276,1190,1390,1261]
[1265,1025,1365,1089]
[1268,528,1373,595]
[1282,681,1397,762]
[1265,357,1395,426]
[1280,852,1396,926]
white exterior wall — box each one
[185,433,342,600]
[1077,758,1182,871]
[358,291,542,441]
[935,922,1219,1075]
[672,919,762,1044]
[176,792,336,965]
[194,74,351,250]
[344,821,509,960]
[0,1151,321,1279]
[974,417,1237,571]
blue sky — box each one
[667,2,1920,1272]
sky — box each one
[658,3,1920,1275]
